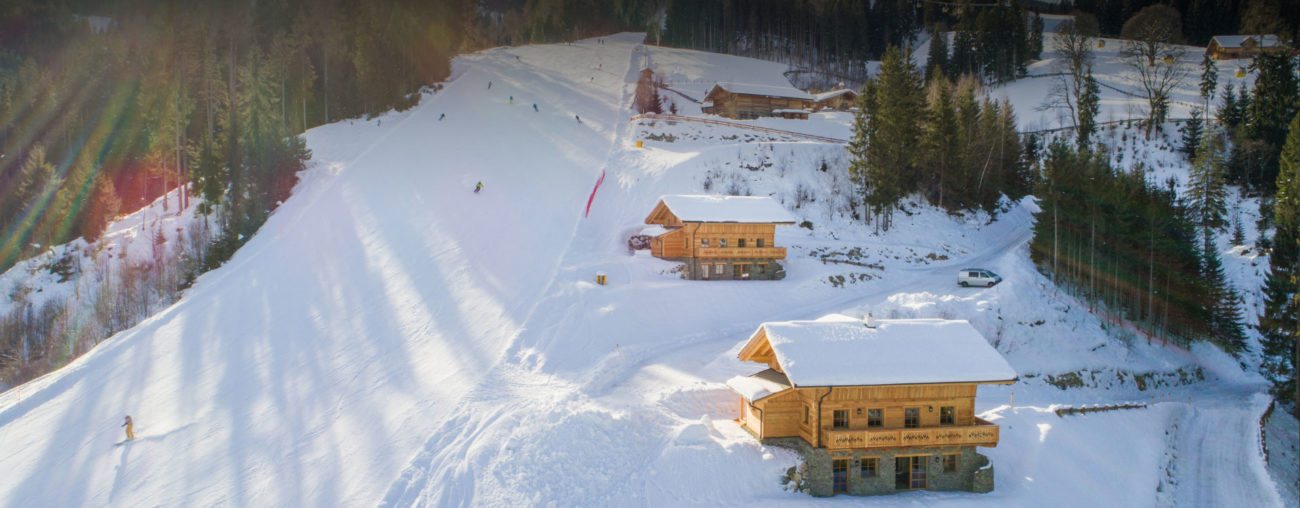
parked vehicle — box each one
[958,268,1002,287]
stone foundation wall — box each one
[685,259,785,280]
[767,438,993,497]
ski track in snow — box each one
[0,32,1288,507]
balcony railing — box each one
[695,246,787,259]
[823,418,1000,450]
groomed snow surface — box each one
[0,32,1293,507]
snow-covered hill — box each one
[0,33,1291,507]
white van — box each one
[958,268,1002,287]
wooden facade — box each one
[728,318,1016,496]
[814,89,857,111]
[644,196,794,280]
[701,84,814,120]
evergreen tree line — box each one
[1031,140,1247,352]
[1214,52,1300,196]
[1259,111,1300,413]
[848,47,1031,230]
[660,0,921,86]
[933,2,1040,84]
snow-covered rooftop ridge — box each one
[658,194,797,224]
[709,82,814,101]
[1210,34,1283,48]
[755,314,1018,387]
[813,89,856,101]
[726,368,792,402]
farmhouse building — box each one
[701,82,814,119]
[1206,35,1291,60]
[643,195,796,280]
[727,315,1017,496]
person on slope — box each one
[122,415,135,441]
[575,115,582,124]
[533,104,538,112]
[475,181,484,194]
[509,96,514,104]
[487,81,492,90]
[439,113,445,121]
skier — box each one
[122,415,135,441]
[474,181,483,194]
[533,103,539,112]
[575,114,582,124]
[509,95,513,104]
[487,81,492,90]
[439,113,445,121]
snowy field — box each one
[0,33,1293,506]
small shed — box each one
[813,88,858,111]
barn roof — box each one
[736,314,1017,388]
[705,82,814,101]
[813,89,857,102]
[646,195,797,224]
[1210,34,1283,49]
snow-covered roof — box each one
[707,82,814,101]
[726,368,792,402]
[701,100,714,107]
[653,195,797,224]
[743,314,1017,387]
[772,108,811,114]
[1210,35,1283,49]
[640,225,669,237]
[813,89,857,102]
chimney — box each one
[863,312,877,328]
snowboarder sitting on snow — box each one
[122,415,135,441]
[474,181,484,193]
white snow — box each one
[725,369,791,402]
[653,195,797,224]
[751,315,1018,387]
[0,31,1288,508]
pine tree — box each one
[863,46,923,229]
[1218,83,1242,130]
[925,25,948,82]
[1199,52,1217,116]
[847,81,875,220]
[1201,230,1247,353]
[1189,128,1229,231]
[1076,67,1100,150]
[1029,13,1044,60]
[1260,112,1300,412]
[1181,109,1204,160]
[917,76,957,209]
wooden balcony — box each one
[695,246,787,259]
[823,418,1000,450]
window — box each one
[832,459,849,493]
[803,405,810,425]
[700,238,710,247]
[738,238,746,248]
[832,409,849,429]
[904,408,920,428]
[867,409,883,427]
[714,264,724,275]
[720,238,727,248]
[755,263,765,274]
[757,238,765,248]
[895,456,927,490]
[943,454,958,473]
[940,406,955,426]
[860,457,878,479]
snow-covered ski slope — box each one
[0,33,1290,506]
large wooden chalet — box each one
[1206,35,1292,60]
[727,315,1017,496]
[701,82,814,119]
[643,195,796,280]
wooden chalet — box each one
[643,195,796,280]
[727,315,1017,496]
[813,88,857,111]
[700,82,814,120]
[1206,35,1292,60]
